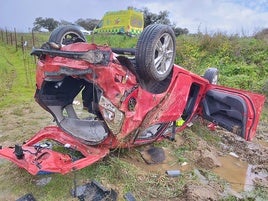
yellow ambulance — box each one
[94,8,144,36]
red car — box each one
[0,24,265,175]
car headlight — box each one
[99,96,124,134]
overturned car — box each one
[0,24,265,175]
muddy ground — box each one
[0,101,267,200]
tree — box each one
[75,18,100,31]
[142,8,171,27]
[254,28,268,40]
[59,20,72,26]
[141,7,189,36]
[33,17,59,32]
[174,27,189,36]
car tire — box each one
[49,25,87,45]
[135,24,176,82]
[203,67,219,84]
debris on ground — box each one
[140,146,166,164]
[35,176,52,186]
[124,192,136,201]
[166,170,181,177]
[71,180,117,201]
[16,193,36,201]
[229,152,239,158]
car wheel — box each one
[135,24,176,82]
[49,25,86,45]
[203,67,219,84]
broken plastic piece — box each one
[186,122,193,127]
[14,145,24,160]
[166,170,181,177]
[71,180,117,201]
[124,192,136,201]
[229,152,239,158]
[16,193,36,201]
[34,142,52,149]
[208,122,217,131]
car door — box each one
[200,85,265,141]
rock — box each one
[35,177,52,186]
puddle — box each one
[213,155,248,192]
[213,155,268,192]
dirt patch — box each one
[0,101,54,146]
[183,183,222,201]
[196,149,222,169]
[219,128,268,165]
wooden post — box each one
[21,35,24,53]
[32,29,35,47]
[32,30,36,63]
[10,32,13,45]
[14,28,18,51]
[1,30,3,42]
[5,28,8,44]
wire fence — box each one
[0,28,48,52]
[0,28,49,98]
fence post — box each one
[21,35,24,53]
[5,28,8,44]
[32,30,36,63]
[14,28,18,51]
[1,30,3,42]
[31,30,35,47]
[10,32,13,46]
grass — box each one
[0,153,192,200]
[0,43,36,108]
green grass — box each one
[175,33,268,93]
[0,43,36,107]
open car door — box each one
[200,86,265,141]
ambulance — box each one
[94,8,144,36]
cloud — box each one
[139,0,268,35]
[0,0,267,35]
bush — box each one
[175,33,268,93]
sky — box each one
[0,0,268,35]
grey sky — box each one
[1,0,268,35]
